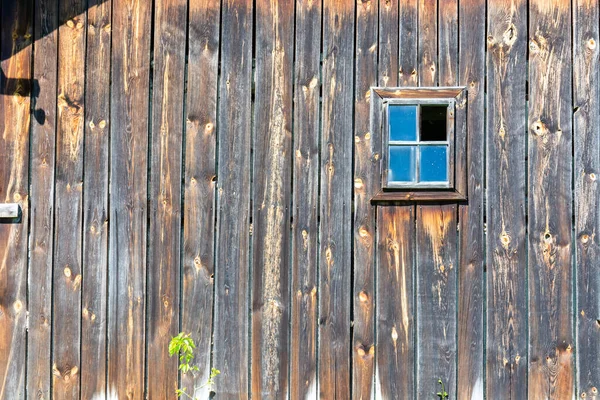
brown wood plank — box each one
[376,206,415,399]
[290,0,321,397]
[146,0,187,397]
[438,0,457,87]
[52,0,86,396]
[574,0,600,397]
[418,0,437,87]
[108,0,151,397]
[399,0,417,86]
[250,0,294,397]
[485,0,528,397]
[416,205,457,398]
[528,0,574,398]
[213,0,253,397]
[181,0,220,397]
[0,0,32,397]
[456,0,486,398]
[352,0,378,397]
[80,0,111,398]
[318,0,354,398]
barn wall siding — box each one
[0,0,599,399]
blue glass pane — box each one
[389,105,417,141]
[389,146,416,183]
[419,146,448,182]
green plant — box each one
[169,332,221,399]
[437,378,449,399]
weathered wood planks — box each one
[290,0,321,397]
[80,0,111,398]
[574,0,600,397]
[181,0,220,397]
[146,0,187,397]
[213,0,253,397]
[528,0,574,398]
[486,0,528,398]
[352,0,378,397]
[108,0,151,397]
[251,0,294,397]
[0,0,32,397]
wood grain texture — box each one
[318,0,354,398]
[376,206,415,399]
[528,0,574,398]
[146,0,186,397]
[457,0,486,398]
[416,205,457,398]
[573,0,600,397]
[352,0,378,398]
[0,0,32,397]
[486,0,528,397]
[418,0,437,86]
[251,0,294,397]
[290,0,321,397]
[399,0,417,86]
[52,0,86,397]
[181,0,220,397]
[108,0,151,397]
[438,0,457,87]
[213,0,253,398]
[80,0,111,398]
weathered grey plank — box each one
[0,0,32,397]
[146,0,187,397]
[290,0,321,397]
[528,0,574,398]
[376,206,415,399]
[80,0,111,398]
[108,0,151,397]
[485,0,528,397]
[26,0,57,397]
[52,0,86,396]
[251,0,294,397]
[318,0,354,398]
[213,0,253,397]
[352,0,378,397]
[574,0,600,397]
[416,205,457,398]
[181,0,220,397]
[399,0,417,86]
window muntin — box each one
[385,102,452,188]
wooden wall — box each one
[0,0,598,398]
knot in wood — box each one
[355,135,361,143]
[503,24,517,47]
[364,132,371,140]
[358,291,369,303]
[354,178,364,189]
[529,40,540,53]
[64,266,72,278]
[588,38,597,50]
[581,234,590,244]
[590,173,596,181]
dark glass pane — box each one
[420,105,447,141]
[419,146,448,182]
[389,105,417,141]
[389,146,416,183]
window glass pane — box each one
[419,146,448,182]
[420,105,447,141]
[389,105,417,141]
[389,146,416,183]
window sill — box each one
[371,189,467,203]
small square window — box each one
[370,87,468,202]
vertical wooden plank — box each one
[528,0,574,398]
[52,0,86,397]
[181,0,220,397]
[108,0,151,397]
[146,0,187,397]
[399,0,417,86]
[574,0,600,397]
[416,205,457,398]
[417,0,437,87]
[0,0,32,397]
[352,0,378,398]
[376,206,415,398]
[80,0,111,398]
[290,0,321,397]
[485,0,528,397]
[438,0,457,87]
[318,0,354,398]
[457,0,485,397]
[27,0,57,397]
[213,0,253,397]
[251,0,294,397]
